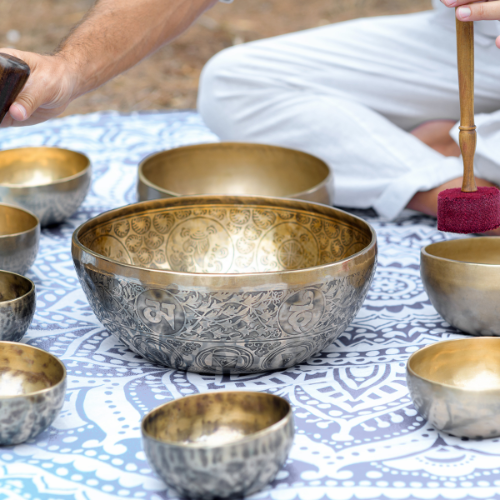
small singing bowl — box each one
[0,270,36,342]
[421,237,500,335]
[0,147,91,226]
[407,337,500,438]
[142,391,294,499]
[138,142,332,205]
[0,341,66,445]
[0,203,40,275]
[72,195,376,373]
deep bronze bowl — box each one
[72,195,377,373]
[0,270,35,342]
[142,391,294,499]
[421,237,500,335]
[138,142,332,204]
[0,341,66,445]
[0,203,39,275]
[407,337,500,438]
[0,146,91,226]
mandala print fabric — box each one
[0,111,496,500]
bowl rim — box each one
[0,202,39,238]
[72,195,377,283]
[141,390,293,449]
[0,270,35,305]
[421,237,500,267]
[0,340,67,400]
[137,142,332,199]
[0,146,91,188]
[407,337,500,392]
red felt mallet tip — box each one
[437,186,500,233]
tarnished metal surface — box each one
[0,203,39,275]
[0,270,35,342]
[407,337,500,439]
[0,147,91,226]
[0,341,66,445]
[72,195,377,373]
[142,391,294,499]
[138,142,332,205]
[421,237,500,335]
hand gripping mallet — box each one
[437,16,500,233]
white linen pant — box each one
[198,3,500,219]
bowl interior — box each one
[0,205,38,236]
[409,338,500,391]
[0,147,89,187]
[425,238,500,265]
[143,392,290,446]
[0,343,65,397]
[79,202,371,273]
[141,144,329,197]
[0,271,32,302]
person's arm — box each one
[441,0,500,48]
[0,0,216,127]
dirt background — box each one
[1,0,432,116]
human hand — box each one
[0,48,76,128]
[441,0,500,48]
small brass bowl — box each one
[142,391,294,499]
[407,337,500,438]
[0,203,40,275]
[0,341,66,445]
[72,195,376,373]
[138,142,332,204]
[0,270,35,342]
[0,147,91,226]
[421,237,500,335]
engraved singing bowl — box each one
[0,270,35,342]
[0,341,66,445]
[407,337,500,438]
[72,195,377,373]
[142,391,294,499]
[0,147,91,226]
[0,203,39,275]
[421,237,500,335]
[138,143,332,205]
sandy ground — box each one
[1,0,432,115]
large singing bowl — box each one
[138,143,332,205]
[72,196,377,373]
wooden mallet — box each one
[437,15,500,233]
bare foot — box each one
[410,119,461,157]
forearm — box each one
[58,0,216,99]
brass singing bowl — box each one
[407,337,500,438]
[142,391,294,499]
[0,147,91,226]
[0,203,40,275]
[421,237,500,335]
[0,270,35,342]
[0,341,66,445]
[138,142,332,204]
[72,195,376,373]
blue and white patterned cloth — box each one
[0,111,495,500]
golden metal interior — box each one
[0,204,38,236]
[409,338,500,391]
[0,342,65,397]
[80,201,370,274]
[138,143,331,203]
[0,147,89,187]
[425,237,500,265]
[0,270,32,302]
[143,392,290,446]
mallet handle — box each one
[0,53,30,124]
[456,15,477,193]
